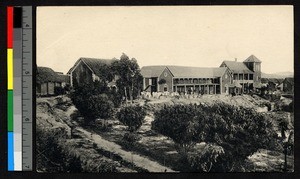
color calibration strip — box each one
[7,6,14,171]
[7,6,33,171]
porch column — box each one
[214,85,216,94]
[143,77,146,90]
[207,84,209,94]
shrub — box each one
[261,101,272,111]
[117,105,146,132]
[152,102,279,172]
[72,93,114,124]
[152,104,201,155]
[54,86,65,95]
[187,144,225,172]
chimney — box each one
[235,58,237,62]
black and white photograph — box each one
[36,6,294,172]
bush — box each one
[36,127,82,172]
[70,82,114,124]
[152,104,201,155]
[274,99,294,112]
[261,101,272,111]
[117,105,146,132]
[186,144,224,172]
[152,102,279,172]
[54,86,65,95]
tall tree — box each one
[111,53,143,102]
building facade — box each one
[141,66,232,95]
[141,55,262,95]
[36,67,70,96]
[67,57,117,87]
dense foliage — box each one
[152,102,279,172]
[70,81,114,124]
[111,53,143,101]
[117,105,146,132]
[54,86,66,95]
[36,127,82,172]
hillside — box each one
[262,71,293,79]
[36,94,294,172]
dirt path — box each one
[76,127,176,172]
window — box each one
[239,74,243,80]
[225,74,228,79]
[249,74,253,80]
[234,74,238,80]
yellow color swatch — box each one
[7,49,13,90]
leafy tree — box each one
[152,104,201,155]
[197,103,279,171]
[152,103,279,172]
[111,53,143,102]
[70,81,114,124]
[116,105,146,132]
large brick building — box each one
[141,55,262,95]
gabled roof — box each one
[141,66,227,78]
[167,66,227,78]
[243,55,262,63]
[140,66,167,78]
[67,57,117,77]
[220,61,253,74]
[57,74,70,83]
[284,77,294,85]
[37,67,68,84]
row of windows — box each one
[233,74,253,80]
[173,78,220,84]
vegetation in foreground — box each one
[152,103,281,172]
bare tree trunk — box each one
[124,87,128,102]
[131,81,134,104]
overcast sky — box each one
[37,6,293,74]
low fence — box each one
[140,91,222,99]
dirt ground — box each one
[36,94,294,172]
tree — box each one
[152,104,201,155]
[152,103,279,172]
[70,81,114,124]
[116,105,146,144]
[116,105,146,132]
[111,53,143,102]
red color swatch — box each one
[7,7,13,48]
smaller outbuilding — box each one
[282,77,294,94]
[36,67,70,96]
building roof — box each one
[141,66,227,78]
[67,57,117,77]
[140,66,167,78]
[243,55,262,63]
[220,61,253,74]
[284,77,294,85]
[57,74,70,83]
[37,67,68,84]
[167,66,227,78]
